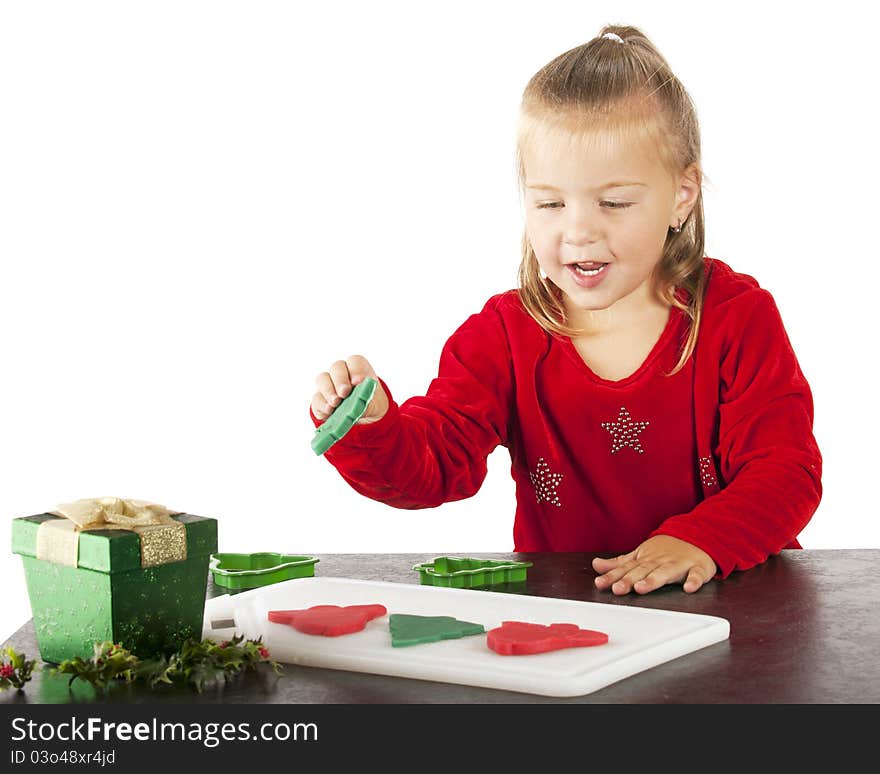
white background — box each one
[1,1,877,644]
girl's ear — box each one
[674,163,702,222]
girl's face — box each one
[523,131,698,329]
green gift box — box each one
[11,512,218,664]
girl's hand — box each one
[311,354,389,425]
[592,535,717,595]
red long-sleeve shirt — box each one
[313,258,822,578]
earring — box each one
[670,218,683,233]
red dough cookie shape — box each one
[487,621,609,655]
[268,604,387,636]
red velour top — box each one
[312,258,822,578]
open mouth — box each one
[571,261,608,277]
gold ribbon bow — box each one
[36,497,188,568]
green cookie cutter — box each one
[412,556,533,589]
[311,377,378,455]
[209,552,319,590]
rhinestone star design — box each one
[529,457,563,507]
[601,407,650,454]
[699,455,719,488]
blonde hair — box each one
[515,24,708,375]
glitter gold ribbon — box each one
[36,497,188,569]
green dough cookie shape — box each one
[389,613,485,648]
[312,377,378,455]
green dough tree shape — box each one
[389,614,485,648]
[311,378,378,455]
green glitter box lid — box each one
[11,512,218,663]
[11,513,218,573]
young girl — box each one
[309,25,822,595]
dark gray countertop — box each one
[3,550,878,704]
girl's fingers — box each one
[313,355,383,425]
[592,553,635,588]
[328,360,353,398]
[592,552,633,572]
[593,557,637,589]
[682,565,710,593]
[345,354,376,385]
[592,557,616,572]
[315,371,341,409]
[632,562,684,594]
[311,391,333,421]
[610,562,658,595]
[594,537,717,595]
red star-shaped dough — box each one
[267,604,387,636]
[487,621,608,655]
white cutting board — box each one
[202,576,729,698]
